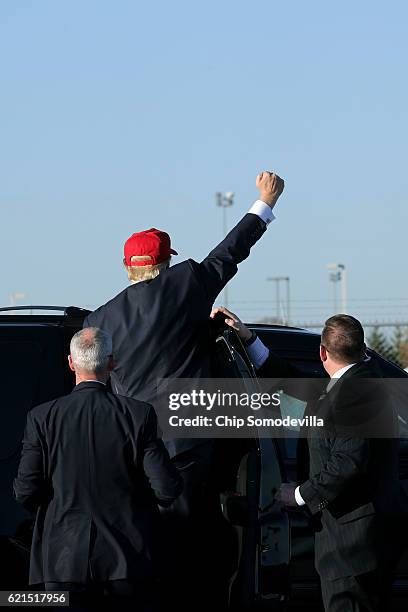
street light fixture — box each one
[326,263,347,313]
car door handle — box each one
[220,492,249,526]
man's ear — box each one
[320,345,328,363]
[123,258,131,278]
[68,354,75,372]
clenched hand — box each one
[256,171,285,208]
[275,483,298,508]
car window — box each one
[0,330,65,454]
[252,330,323,462]
[0,341,43,460]
[279,392,308,429]
[0,326,66,537]
[278,392,308,459]
[254,330,325,377]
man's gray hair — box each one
[70,327,113,373]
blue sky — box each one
[1,0,407,325]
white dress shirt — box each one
[248,200,276,225]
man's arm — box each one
[141,406,183,507]
[197,172,284,303]
[13,412,47,512]
[298,436,370,515]
[275,436,370,511]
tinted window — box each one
[254,329,325,376]
[0,325,66,537]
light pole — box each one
[326,263,347,313]
[215,191,234,307]
[338,264,347,313]
[267,276,290,324]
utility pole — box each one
[215,191,234,308]
[267,276,290,324]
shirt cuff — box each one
[246,336,270,369]
[295,486,306,506]
[248,200,276,225]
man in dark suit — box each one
[14,327,182,611]
[82,171,284,608]
[212,308,401,612]
[83,171,284,435]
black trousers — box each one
[45,579,155,612]
[320,568,393,612]
[159,441,232,612]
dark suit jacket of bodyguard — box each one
[83,213,267,457]
[258,356,402,580]
[13,381,183,585]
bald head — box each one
[69,328,113,382]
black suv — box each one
[1,307,407,610]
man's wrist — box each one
[245,336,269,370]
[248,200,275,225]
[259,194,276,207]
[243,330,257,346]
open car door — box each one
[210,321,290,609]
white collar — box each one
[326,363,356,392]
[331,363,356,379]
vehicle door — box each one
[252,328,408,604]
[212,325,291,608]
[250,328,324,605]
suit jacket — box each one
[258,356,401,580]
[84,212,266,457]
[13,381,183,585]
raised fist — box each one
[256,171,285,208]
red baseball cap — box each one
[124,228,178,267]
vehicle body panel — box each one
[0,308,407,608]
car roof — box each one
[247,322,319,335]
[248,322,408,377]
[1,307,406,376]
[0,306,90,327]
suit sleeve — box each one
[141,406,183,507]
[195,213,267,304]
[83,312,94,329]
[299,436,370,515]
[299,377,391,514]
[13,412,47,512]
